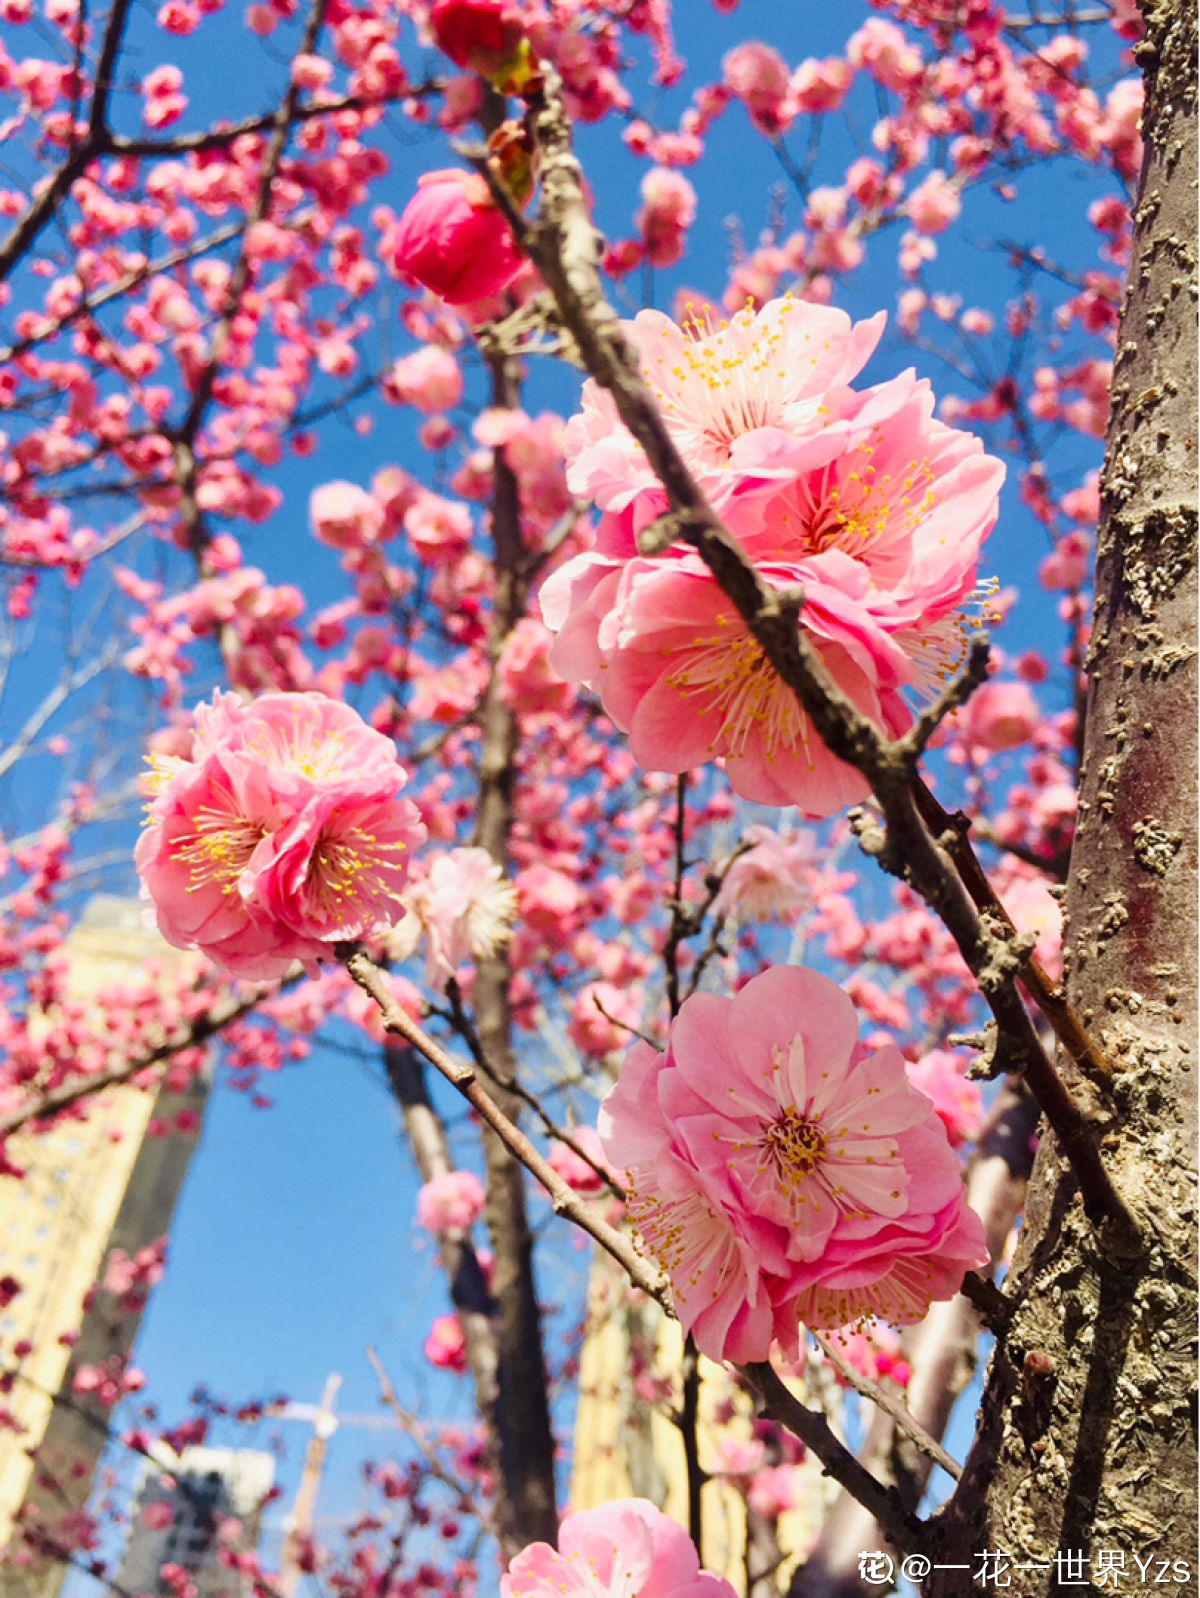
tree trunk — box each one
[927,2,1198,1590]
[467,353,559,1556]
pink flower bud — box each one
[384,170,525,306]
[430,0,525,81]
[424,1313,468,1373]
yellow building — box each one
[570,1248,837,1595]
[0,897,212,1597]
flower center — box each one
[642,297,807,468]
[627,1183,735,1308]
[899,577,1000,697]
[778,446,938,560]
[664,620,808,764]
[304,826,407,921]
[170,804,265,895]
[762,1107,827,1190]
[247,722,353,782]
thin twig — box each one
[366,1346,501,1542]
[337,944,666,1304]
[813,1332,962,1482]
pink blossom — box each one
[545,353,1004,815]
[1038,530,1092,590]
[157,0,199,31]
[906,1050,983,1147]
[723,41,793,134]
[897,287,926,335]
[846,157,894,209]
[898,229,936,276]
[747,1463,808,1520]
[404,488,474,567]
[501,1498,737,1598]
[430,0,525,80]
[1103,77,1144,180]
[417,1169,486,1233]
[384,169,524,306]
[424,1313,468,1373]
[825,1322,910,1388]
[547,1127,613,1194]
[142,64,186,128]
[637,167,697,268]
[712,1436,764,1477]
[396,846,518,990]
[385,345,463,413]
[847,18,923,91]
[517,863,585,944]
[568,980,641,1058]
[783,1193,987,1331]
[790,57,854,115]
[713,825,814,923]
[599,967,987,1361]
[290,52,331,88]
[499,618,574,715]
[136,692,426,981]
[992,863,1063,977]
[310,481,385,550]
[906,170,961,235]
[561,293,885,527]
[955,681,1040,754]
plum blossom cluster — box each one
[136,692,425,981]
[543,293,1006,814]
[599,966,987,1362]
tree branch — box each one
[514,67,1141,1254]
[337,948,669,1313]
[744,1362,925,1558]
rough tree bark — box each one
[927,2,1198,1590]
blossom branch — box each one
[337,944,668,1304]
[812,1332,961,1482]
[0,224,246,366]
[346,947,921,1552]
[366,1345,502,1543]
[438,981,627,1200]
[0,987,262,1139]
[0,0,135,281]
[513,68,1140,1254]
[167,0,332,565]
[106,82,442,159]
